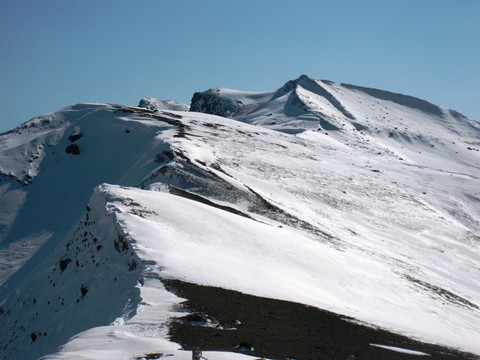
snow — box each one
[98,182,480,354]
[0,76,479,359]
[0,125,65,181]
[138,97,190,112]
[41,277,269,360]
[370,343,431,356]
[203,87,275,107]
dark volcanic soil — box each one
[164,280,478,360]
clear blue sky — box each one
[1,0,479,133]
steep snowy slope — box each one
[0,103,178,286]
[100,110,480,354]
[0,76,479,360]
[0,104,187,359]
[192,75,480,233]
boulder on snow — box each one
[65,144,80,155]
[68,133,83,142]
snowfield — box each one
[0,76,479,359]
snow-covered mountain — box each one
[0,76,479,360]
[138,97,190,112]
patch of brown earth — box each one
[164,280,477,360]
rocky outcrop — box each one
[189,88,272,119]
[190,89,245,118]
[138,97,189,112]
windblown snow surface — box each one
[0,76,479,360]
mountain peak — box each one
[138,97,189,112]
[272,74,315,98]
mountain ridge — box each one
[189,75,470,124]
[0,76,479,360]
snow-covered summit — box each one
[192,75,480,176]
[192,75,476,135]
[0,77,479,360]
[138,97,189,112]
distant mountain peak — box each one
[189,75,477,137]
[138,97,189,112]
[274,74,314,94]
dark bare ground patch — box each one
[164,280,477,360]
[133,353,164,360]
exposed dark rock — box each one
[168,186,252,219]
[155,153,167,163]
[128,259,137,271]
[59,258,72,272]
[80,285,88,298]
[114,235,129,253]
[68,133,83,142]
[150,114,184,128]
[133,353,164,360]
[190,90,238,117]
[190,89,265,118]
[183,314,210,325]
[65,144,80,155]
[403,275,479,310]
[234,342,254,351]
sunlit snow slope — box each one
[0,76,479,360]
